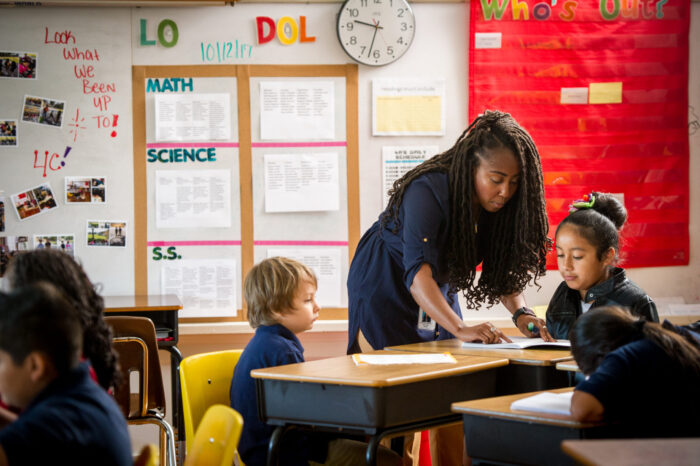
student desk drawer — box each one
[452,388,616,466]
[252,351,509,465]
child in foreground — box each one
[546,192,658,339]
[230,257,399,466]
[569,306,700,437]
[0,283,131,465]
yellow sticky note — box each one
[375,95,443,133]
[588,82,622,104]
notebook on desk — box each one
[510,391,574,416]
[461,337,570,350]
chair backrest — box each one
[105,316,166,414]
[184,404,243,466]
[180,349,243,452]
[112,337,148,418]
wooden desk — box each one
[104,294,184,464]
[251,350,510,466]
[561,438,700,466]
[452,388,616,466]
[556,360,581,372]
[387,340,574,394]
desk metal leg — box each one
[267,425,288,466]
[163,346,183,466]
[366,435,381,466]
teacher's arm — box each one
[501,292,554,341]
[410,264,511,344]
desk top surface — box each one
[451,387,601,428]
[251,350,509,387]
[561,438,700,466]
[387,339,573,366]
[103,294,182,312]
[556,360,581,372]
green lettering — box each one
[599,0,620,20]
[158,19,179,48]
[480,0,509,20]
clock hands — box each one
[367,25,379,58]
[353,19,384,29]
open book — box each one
[461,337,570,350]
[510,391,573,416]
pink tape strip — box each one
[146,143,239,148]
[254,241,348,246]
[147,240,241,246]
[251,142,347,148]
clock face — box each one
[337,0,415,66]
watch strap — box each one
[512,306,535,326]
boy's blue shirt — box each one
[230,323,310,466]
[0,361,132,466]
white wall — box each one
[1,3,698,324]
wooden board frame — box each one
[132,64,359,322]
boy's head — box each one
[0,283,82,408]
[244,257,319,333]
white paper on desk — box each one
[267,248,341,307]
[264,153,339,213]
[352,353,457,366]
[155,93,231,142]
[161,259,236,318]
[461,337,570,350]
[510,391,573,416]
[155,170,231,228]
[260,81,334,140]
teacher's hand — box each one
[516,314,555,342]
[457,322,512,344]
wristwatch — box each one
[511,307,535,326]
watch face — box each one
[337,0,415,66]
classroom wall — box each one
[1,2,699,327]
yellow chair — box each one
[134,444,159,466]
[179,350,244,455]
[184,404,243,466]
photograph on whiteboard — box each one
[21,95,64,128]
[33,234,75,256]
[0,197,4,232]
[86,220,126,247]
[11,182,58,221]
[0,52,36,79]
[65,177,106,204]
[0,236,30,253]
[0,120,17,146]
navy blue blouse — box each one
[347,172,482,353]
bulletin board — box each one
[132,64,359,322]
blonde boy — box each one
[230,257,399,466]
[230,257,320,466]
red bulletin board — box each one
[469,0,690,268]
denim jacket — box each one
[545,267,658,340]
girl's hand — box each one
[516,314,555,342]
[457,322,512,344]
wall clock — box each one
[337,0,415,66]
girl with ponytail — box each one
[546,191,658,340]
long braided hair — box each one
[6,249,119,390]
[382,110,550,309]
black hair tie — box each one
[633,319,646,335]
